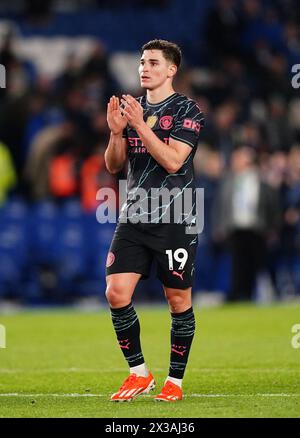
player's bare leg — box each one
[164,286,192,314]
[106,273,155,401]
[106,272,140,308]
[155,286,195,401]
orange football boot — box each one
[155,380,183,402]
[110,372,155,402]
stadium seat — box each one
[49,200,88,299]
[85,219,116,298]
[0,197,28,224]
[30,200,60,266]
[0,223,30,299]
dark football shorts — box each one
[106,222,198,290]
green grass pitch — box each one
[0,303,300,418]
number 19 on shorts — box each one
[165,248,188,270]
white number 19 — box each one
[165,248,188,270]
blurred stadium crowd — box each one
[0,0,299,305]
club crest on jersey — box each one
[159,115,173,130]
[106,251,115,268]
[146,115,158,128]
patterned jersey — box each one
[121,92,204,226]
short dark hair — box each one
[141,39,182,68]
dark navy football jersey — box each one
[120,92,204,225]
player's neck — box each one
[146,86,176,105]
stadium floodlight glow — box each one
[0,64,6,89]
[0,324,6,348]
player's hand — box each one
[107,96,127,135]
[120,95,145,131]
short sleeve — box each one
[170,101,205,148]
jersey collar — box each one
[146,92,178,108]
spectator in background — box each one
[47,129,83,202]
[0,94,29,183]
[283,20,300,68]
[0,28,37,100]
[23,121,77,200]
[80,143,117,212]
[205,0,243,62]
[280,144,300,295]
[264,52,293,99]
[54,52,82,94]
[259,150,288,298]
[23,89,65,162]
[289,99,300,143]
[81,42,121,113]
[213,145,280,301]
[194,145,224,293]
[265,96,293,152]
[235,121,265,152]
[209,100,239,164]
[0,140,17,206]
[0,29,36,183]
[194,144,224,240]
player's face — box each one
[139,50,176,90]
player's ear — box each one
[168,64,177,79]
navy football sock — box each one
[110,302,145,368]
[169,307,195,379]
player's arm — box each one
[105,96,128,174]
[136,123,191,174]
[105,133,128,174]
[121,94,203,174]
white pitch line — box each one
[0,368,130,374]
[0,393,300,398]
[189,393,300,398]
[0,393,104,398]
[0,368,299,374]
